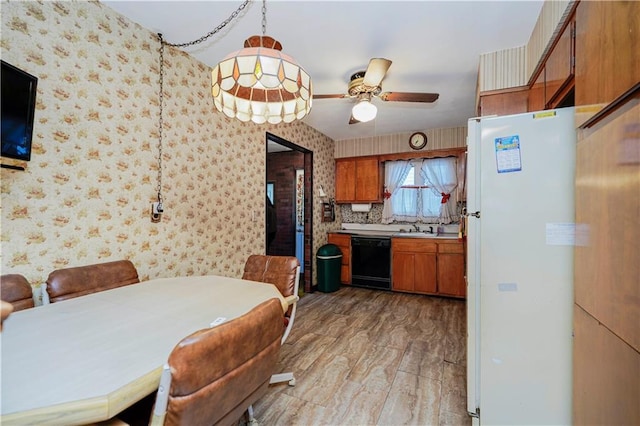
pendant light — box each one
[211,1,312,124]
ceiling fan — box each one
[313,58,439,124]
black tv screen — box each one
[1,60,38,161]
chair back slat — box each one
[161,298,283,426]
[46,260,139,303]
[1,274,34,311]
[242,255,299,298]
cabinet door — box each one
[335,159,356,202]
[355,157,381,202]
[575,1,640,125]
[328,233,351,284]
[414,253,437,294]
[546,17,574,108]
[437,253,466,297]
[479,87,529,116]
[529,67,546,112]
[392,252,415,292]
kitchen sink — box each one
[393,232,458,239]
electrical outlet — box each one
[152,202,164,215]
[151,202,162,223]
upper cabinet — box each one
[528,67,546,112]
[478,86,529,117]
[545,16,575,109]
[480,1,639,121]
[528,15,576,112]
[575,1,640,125]
[335,156,382,203]
[480,12,577,117]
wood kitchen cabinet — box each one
[545,15,575,108]
[327,233,351,284]
[392,238,465,298]
[391,239,437,294]
[573,90,639,424]
[574,1,639,126]
[335,156,382,203]
[528,67,546,112]
[478,86,529,117]
[436,240,466,297]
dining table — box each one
[0,275,287,426]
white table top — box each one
[0,275,286,425]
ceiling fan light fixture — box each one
[352,97,377,122]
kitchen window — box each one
[382,157,458,224]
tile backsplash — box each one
[340,204,383,224]
[340,202,464,225]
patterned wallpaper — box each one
[0,1,337,294]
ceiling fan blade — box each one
[349,114,360,125]
[313,93,348,99]
[362,58,392,88]
[379,92,440,103]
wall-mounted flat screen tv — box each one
[1,60,38,161]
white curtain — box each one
[381,160,412,224]
[420,157,458,224]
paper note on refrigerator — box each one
[546,223,576,245]
[495,135,522,173]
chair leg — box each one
[246,405,259,426]
[269,372,295,386]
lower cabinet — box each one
[392,238,466,298]
[436,241,466,297]
[392,239,437,294]
[327,233,351,284]
[327,234,466,296]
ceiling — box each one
[103,0,543,141]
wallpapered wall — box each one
[0,1,337,292]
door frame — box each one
[265,132,313,293]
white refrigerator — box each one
[466,107,576,425]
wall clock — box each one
[409,132,427,150]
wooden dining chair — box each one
[45,259,139,303]
[1,274,35,311]
[149,298,283,426]
[242,255,300,386]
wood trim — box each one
[573,305,640,424]
[335,154,380,162]
[579,82,640,129]
[547,75,575,109]
[378,147,466,163]
[527,1,580,87]
[478,85,529,97]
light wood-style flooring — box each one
[251,285,471,426]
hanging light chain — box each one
[156,33,164,206]
[155,0,251,209]
[163,0,251,48]
[261,0,267,35]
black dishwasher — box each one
[351,236,391,290]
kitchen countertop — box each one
[332,223,462,240]
[333,230,460,240]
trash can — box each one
[316,244,342,293]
